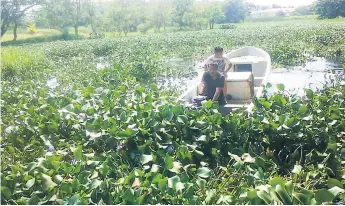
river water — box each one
[164,57,344,96]
[48,57,343,96]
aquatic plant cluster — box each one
[1,20,345,204]
[1,21,345,89]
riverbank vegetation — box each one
[1,0,345,205]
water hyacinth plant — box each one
[1,18,345,205]
[1,72,345,204]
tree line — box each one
[1,0,345,40]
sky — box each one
[245,0,316,6]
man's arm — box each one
[199,72,207,95]
[199,82,206,95]
[212,88,222,102]
[224,58,233,72]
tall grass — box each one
[1,47,50,81]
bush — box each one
[27,24,37,35]
[276,10,286,17]
[138,23,152,34]
[220,24,236,29]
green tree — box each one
[84,0,104,37]
[276,10,286,17]
[42,0,90,37]
[205,4,224,29]
[43,0,74,36]
[137,22,152,34]
[172,0,194,29]
[294,5,314,15]
[316,0,345,18]
[224,0,247,23]
[1,0,41,39]
[150,0,172,32]
[108,0,147,36]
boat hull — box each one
[178,46,271,114]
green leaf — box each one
[158,177,168,191]
[305,89,313,99]
[293,191,312,205]
[275,184,292,204]
[26,178,35,189]
[78,171,91,184]
[216,195,233,204]
[329,186,345,196]
[169,162,182,174]
[257,190,272,204]
[60,182,73,194]
[205,190,216,204]
[27,162,38,172]
[168,175,181,189]
[268,176,286,187]
[196,178,206,190]
[298,105,308,114]
[315,189,335,203]
[327,178,343,189]
[261,117,269,124]
[141,154,153,165]
[1,186,12,199]
[28,195,40,205]
[120,111,126,121]
[73,145,83,161]
[41,173,57,191]
[254,170,264,180]
[228,152,242,163]
[285,181,293,195]
[197,167,212,178]
[99,161,110,176]
[86,130,102,140]
[89,179,102,190]
[329,120,338,126]
[197,135,207,142]
[277,83,285,91]
[151,164,160,173]
[137,194,146,205]
[66,195,79,205]
[247,189,258,199]
[164,154,173,170]
[54,175,63,184]
[7,146,15,154]
[292,165,302,174]
[151,83,158,91]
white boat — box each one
[178,46,271,114]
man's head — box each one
[207,63,218,75]
[214,46,224,57]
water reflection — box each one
[47,77,59,89]
[267,57,343,95]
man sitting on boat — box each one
[199,63,227,106]
[204,46,232,102]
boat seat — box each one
[226,72,254,100]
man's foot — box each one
[224,96,228,104]
[226,94,232,100]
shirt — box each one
[205,55,232,74]
[201,72,226,106]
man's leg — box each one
[223,79,228,103]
